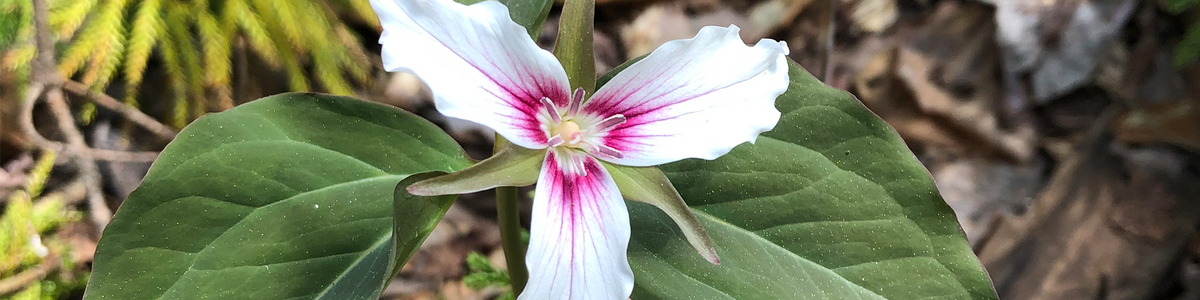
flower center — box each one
[540,88,627,161]
[553,121,582,145]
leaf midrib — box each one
[311,232,393,299]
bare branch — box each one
[62,80,178,140]
[31,0,112,231]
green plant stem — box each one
[496,186,527,294]
[494,136,528,294]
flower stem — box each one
[553,0,596,93]
[496,186,527,294]
[494,136,528,294]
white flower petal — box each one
[372,0,571,148]
[520,150,634,300]
[584,25,789,166]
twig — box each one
[19,87,157,163]
[31,0,112,231]
[19,83,51,146]
[45,89,114,230]
[61,80,178,140]
[85,149,159,162]
[40,177,89,205]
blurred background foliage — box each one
[0,150,86,300]
[0,0,380,127]
[1169,0,1200,66]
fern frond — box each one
[196,11,231,87]
[251,0,308,52]
[123,0,164,104]
[164,5,204,116]
[58,21,104,77]
[171,91,188,128]
[2,43,34,71]
[293,0,348,91]
[79,37,110,84]
[251,1,312,92]
[86,0,130,89]
[49,0,99,39]
[0,191,34,272]
[313,46,353,95]
[341,0,381,29]
[156,4,189,127]
[294,0,336,46]
[278,46,310,92]
[195,9,235,109]
[334,25,371,84]
[25,150,57,198]
[223,0,280,66]
[309,1,370,90]
[79,102,97,124]
[62,0,128,82]
[0,0,31,49]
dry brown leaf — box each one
[1114,100,1200,155]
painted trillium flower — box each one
[371,0,789,298]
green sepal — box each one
[407,145,545,196]
[603,163,720,265]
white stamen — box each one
[540,97,561,124]
[567,87,585,117]
[554,148,588,177]
[570,152,588,176]
[583,143,624,159]
[548,135,565,147]
[590,114,627,133]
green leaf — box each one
[86,93,472,300]
[603,61,997,299]
[455,0,552,38]
[391,172,458,280]
[603,163,718,265]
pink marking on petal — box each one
[524,151,633,299]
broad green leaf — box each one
[86,93,472,300]
[391,172,458,279]
[456,0,553,38]
[601,61,997,299]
